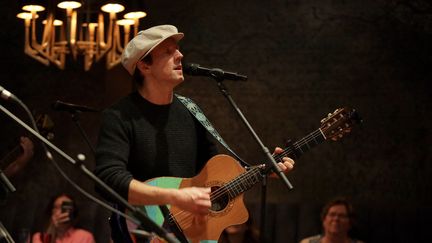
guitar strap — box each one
[149,95,250,243]
[175,94,250,167]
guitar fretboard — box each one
[213,128,327,200]
[276,128,326,160]
[223,166,263,199]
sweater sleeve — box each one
[94,109,134,201]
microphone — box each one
[0,85,17,101]
[183,63,247,81]
[52,100,99,113]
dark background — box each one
[1,0,431,242]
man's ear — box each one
[136,60,150,73]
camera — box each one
[61,201,74,220]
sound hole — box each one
[210,186,229,212]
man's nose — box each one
[176,50,183,60]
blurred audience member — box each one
[32,194,95,243]
[3,136,34,178]
[1,136,34,203]
[300,197,364,243]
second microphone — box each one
[52,100,99,113]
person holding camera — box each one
[32,193,94,243]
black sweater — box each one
[94,92,218,200]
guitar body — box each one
[132,155,249,243]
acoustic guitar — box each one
[128,108,361,243]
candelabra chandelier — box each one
[16,1,146,71]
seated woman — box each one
[300,197,364,243]
[32,193,95,243]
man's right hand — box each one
[172,187,211,215]
[128,180,212,219]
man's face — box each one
[323,204,351,235]
[146,37,184,87]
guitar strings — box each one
[186,129,324,209]
[171,128,333,229]
[164,129,325,227]
[213,129,324,200]
[274,129,323,161]
[167,167,261,224]
[167,167,263,228]
[165,129,323,226]
[167,129,323,224]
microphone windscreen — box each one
[183,63,200,75]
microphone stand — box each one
[0,104,179,243]
[213,76,293,243]
[0,221,14,243]
[0,169,16,193]
[259,173,267,243]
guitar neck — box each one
[217,128,327,200]
[275,128,326,160]
[217,166,264,200]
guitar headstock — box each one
[320,108,362,141]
